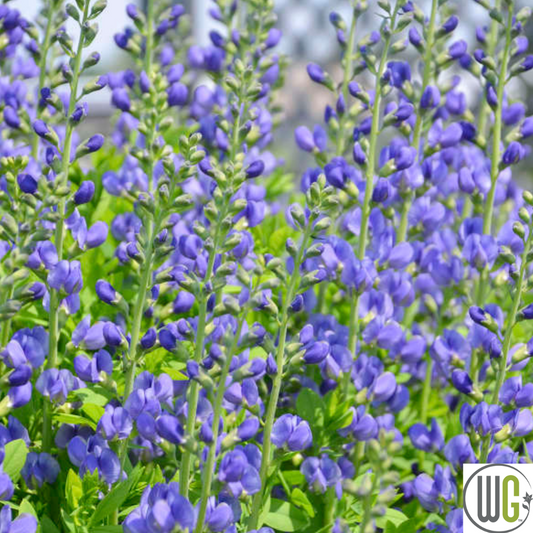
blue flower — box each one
[0,505,37,533]
[67,435,121,484]
[301,455,341,494]
[21,452,59,489]
[124,483,195,533]
[271,414,312,451]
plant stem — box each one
[144,0,154,74]
[180,210,227,496]
[248,225,312,530]
[345,3,399,394]
[180,79,244,497]
[357,16,396,259]
[0,286,14,347]
[194,317,246,533]
[482,5,513,238]
[397,0,438,243]
[117,0,156,472]
[323,486,336,531]
[179,296,207,493]
[335,10,358,156]
[417,353,433,468]
[359,472,378,533]
[476,3,513,305]
[480,219,532,463]
[31,2,56,159]
[43,0,90,453]
[477,0,502,138]
[117,218,155,444]
[316,11,358,316]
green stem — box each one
[180,77,245,497]
[180,212,227,496]
[476,4,513,305]
[342,290,359,395]
[417,353,433,468]
[31,2,56,159]
[323,487,336,531]
[344,3,399,395]
[144,0,154,74]
[335,11,358,156]
[397,0,438,243]
[480,219,532,463]
[43,0,90,453]
[194,317,246,533]
[360,473,378,533]
[354,440,365,475]
[0,286,14,347]
[248,225,312,530]
[482,5,513,238]
[477,0,502,138]
[319,11,357,317]
[357,23,395,258]
[347,289,358,355]
[179,298,207,494]
[117,219,155,455]
[116,0,157,476]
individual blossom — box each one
[271,414,312,451]
[21,452,60,489]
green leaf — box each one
[384,521,397,533]
[54,413,96,430]
[161,367,187,380]
[90,527,123,533]
[291,488,315,518]
[268,226,296,255]
[296,388,325,427]
[425,513,447,526]
[18,499,37,517]
[90,465,142,526]
[41,515,62,533]
[376,508,409,529]
[66,469,83,510]
[82,403,105,424]
[396,373,412,384]
[74,387,114,406]
[61,508,76,533]
[283,470,305,485]
[397,519,419,533]
[263,499,309,532]
[3,439,28,482]
[326,407,354,431]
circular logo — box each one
[464,464,532,533]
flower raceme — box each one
[0,0,532,533]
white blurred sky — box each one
[11,0,213,68]
[9,0,502,69]
[10,0,531,128]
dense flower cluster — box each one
[0,0,532,532]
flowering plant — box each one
[0,0,532,532]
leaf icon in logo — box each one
[523,492,533,512]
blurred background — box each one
[10,0,533,169]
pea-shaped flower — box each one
[21,452,59,489]
[73,349,113,383]
[271,414,312,451]
[97,405,133,441]
[301,455,341,494]
[123,483,195,533]
[0,505,37,533]
[217,446,261,497]
[67,435,121,484]
[36,369,84,405]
